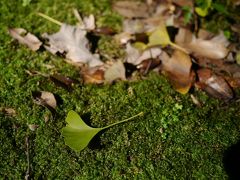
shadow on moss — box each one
[223,140,240,180]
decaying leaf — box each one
[8,28,42,51]
[104,61,126,83]
[126,43,162,65]
[50,74,76,91]
[197,68,233,100]
[28,124,39,131]
[123,19,146,34]
[176,28,229,59]
[160,50,193,94]
[190,94,202,107]
[42,24,103,67]
[62,110,143,152]
[113,1,150,18]
[137,58,161,75]
[81,67,105,84]
[0,107,16,116]
[32,91,57,112]
[224,76,240,89]
[194,55,240,76]
[172,0,193,7]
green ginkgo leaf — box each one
[147,25,188,54]
[195,0,212,17]
[62,110,143,152]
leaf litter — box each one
[7,1,240,151]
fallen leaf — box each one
[83,14,95,30]
[194,55,240,76]
[160,50,193,94]
[32,91,57,112]
[137,58,161,75]
[81,67,105,84]
[92,27,116,36]
[173,0,193,7]
[176,28,229,59]
[190,94,202,107]
[0,107,16,116]
[224,76,240,88]
[50,74,76,91]
[197,68,233,101]
[125,43,162,65]
[113,1,150,18]
[195,0,212,17]
[42,24,103,67]
[147,25,188,53]
[123,19,146,34]
[104,61,126,83]
[28,124,39,131]
[8,28,42,51]
[62,110,143,152]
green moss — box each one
[0,0,240,179]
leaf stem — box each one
[37,12,62,26]
[170,42,189,54]
[103,112,144,129]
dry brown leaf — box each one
[8,28,42,51]
[28,124,39,131]
[176,28,229,59]
[42,24,103,67]
[50,74,76,91]
[197,68,233,100]
[172,0,193,7]
[81,67,104,84]
[32,91,57,112]
[190,94,202,107]
[0,107,17,116]
[113,1,150,18]
[104,61,126,83]
[194,55,240,76]
[160,50,193,94]
[224,76,240,88]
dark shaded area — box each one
[81,112,105,150]
[124,62,137,78]
[223,141,240,180]
[86,32,100,53]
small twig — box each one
[73,9,84,26]
[25,137,30,180]
[37,12,62,26]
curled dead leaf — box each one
[8,28,42,51]
[32,91,57,112]
[197,69,233,101]
[160,50,193,94]
[113,1,150,18]
[81,67,105,84]
[176,28,229,59]
[0,107,17,116]
[50,74,76,91]
[28,124,39,131]
[104,61,126,83]
[126,43,162,65]
[42,24,103,67]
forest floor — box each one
[1,0,240,179]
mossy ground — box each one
[1,0,240,179]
